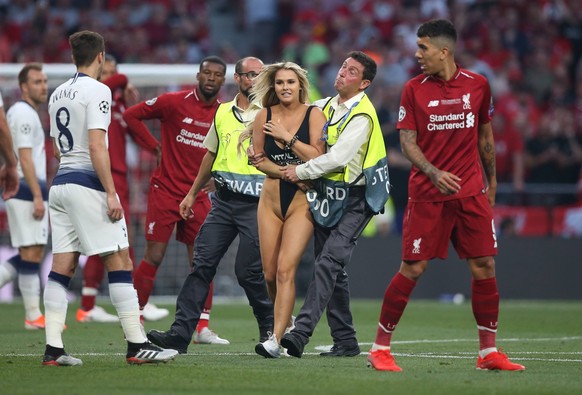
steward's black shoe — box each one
[147,329,188,354]
[281,332,304,358]
[320,343,360,357]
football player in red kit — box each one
[368,19,525,372]
[123,56,230,344]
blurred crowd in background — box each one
[1,0,582,237]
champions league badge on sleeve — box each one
[146,97,158,106]
[99,100,110,114]
[398,106,406,122]
[20,123,32,135]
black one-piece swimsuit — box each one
[264,105,314,218]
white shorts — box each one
[49,184,129,256]
[5,199,49,247]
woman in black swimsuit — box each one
[250,62,326,357]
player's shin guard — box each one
[109,271,146,344]
[0,255,19,286]
[196,281,213,331]
[18,260,42,321]
[81,255,106,311]
[44,273,71,349]
[375,272,416,347]
[472,277,499,351]
[133,260,158,309]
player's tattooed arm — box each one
[478,123,496,185]
[400,128,462,195]
[478,122,497,206]
[400,129,437,178]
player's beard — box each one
[241,86,252,98]
[200,86,219,101]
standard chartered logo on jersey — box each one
[427,111,474,131]
[176,128,205,148]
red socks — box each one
[375,272,416,347]
[196,282,214,332]
[133,260,158,309]
[472,277,499,351]
[81,256,105,311]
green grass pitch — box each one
[1,299,581,395]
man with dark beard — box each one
[123,56,230,344]
[147,57,274,353]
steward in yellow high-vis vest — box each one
[156,56,274,354]
[211,100,264,198]
[307,93,390,227]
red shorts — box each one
[402,194,498,261]
[144,184,210,245]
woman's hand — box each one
[262,120,292,145]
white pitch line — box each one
[353,336,582,346]
[3,336,581,362]
[3,352,581,363]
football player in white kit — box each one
[0,63,48,330]
[43,30,178,366]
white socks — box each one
[479,347,498,358]
[43,279,69,349]
[0,261,17,287]
[371,343,391,351]
[109,283,146,344]
[18,273,42,321]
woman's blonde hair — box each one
[238,61,310,154]
[251,61,310,106]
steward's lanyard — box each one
[321,101,359,141]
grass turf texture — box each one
[1,299,581,395]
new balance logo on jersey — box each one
[182,117,193,124]
[147,221,155,235]
[428,100,439,107]
[412,238,422,254]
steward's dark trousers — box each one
[171,193,274,341]
[294,189,373,346]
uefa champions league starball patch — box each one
[20,123,32,135]
[398,106,406,122]
[99,100,110,114]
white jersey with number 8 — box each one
[49,72,111,172]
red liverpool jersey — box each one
[103,74,159,175]
[124,88,220,196]
[397,67,493,202]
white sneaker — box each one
[42,353,83,366]
[255,333,280,358]
[127,342,179,364]
[193,327,230,345]
[142,303,169,321]
[284,315,296,335]
[76,306,119,323]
